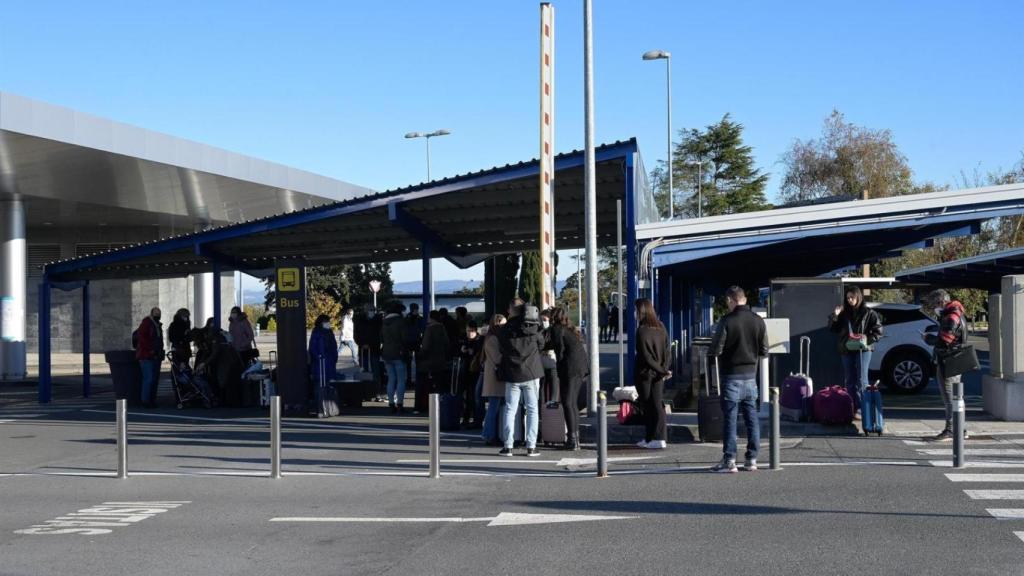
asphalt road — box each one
[2,394,1024,576]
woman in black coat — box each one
[828,284,884,415]
[633,298,671,449]
[547,307,587,451]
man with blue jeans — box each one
[380,303,408,414]
[709,286,768,473]
[134,307,164,409]
[497,299,545,457]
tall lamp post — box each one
[687,159,709,218]
[642,49,672,219]
[404,129,451,182]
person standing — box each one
[403,303,423,391]
[609,302,620,342]
[415,310,449,413]
[167,308,192,363]
[828,285,883,416]
[497,299,545,457]
[228,306,256,362]
[135,307,165,408]
[923,289,970,442]
[480,314,507,446]
[458,320,484,428]
[548,307,587,451]
[365,308,385,399]
[380,302,408,414]
[307,314,339,397]
[598,300,609,343]
[633,298,670,450]
[709,286,768,473]
[338,308,358,364]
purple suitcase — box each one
[813,385,854,425]
[780,336,814,422]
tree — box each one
[663,114,771,218]
[780,110,914,204]
[306,290,342,329]
[308,265,351,305]
[518,251,542,306]
[490,253,520,317]
[345,263,394,310]
[455,284,484,296]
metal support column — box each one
[422,243,434,315]
[429,393,441,479]
[769,387,781,470]
[270,395,282,479]
[82,282,91,398]
[116,399,128,479]
[953,379,966,468]
[625,154,639,380]
[38,279,51,404]
[212,263,222,330]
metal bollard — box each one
[769,387,781,470]
[116,399,127,479]
[597,391,608,478]
[953,380,966,468]
[270,395,282,479]
[429,393,441,479]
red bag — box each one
[813,386,854,425]
[617,400,644,425]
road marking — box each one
[986,509,1024,519]
[15,501,189,535]
[781,461,919,467]
[931,461,1024,468]
[392,456,661,467]
[964,490,1024,500]
[270,512,635,527]
[0,420,12,424]
[945,474,1024,482]
[917,449,1024,456]
[555,456,659,467]
[904,439,1013,446]
[1016,532,1024,544]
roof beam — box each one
[388,201,467,258]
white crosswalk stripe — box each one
[964,490,1024,500]
[918,449,1024,456]
[945,474,1024,482]
[986,509,1024,519]
[930,461,1024,468]
[1016,532,1024,544]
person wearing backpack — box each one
[135,307,165,408]
[497,299,545,457]
[828,284,884,418]
[923,289,970,442]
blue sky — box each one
[2,0,1022,283]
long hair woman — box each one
[633,298,671,449]
[828,284,883,416]
[548,307,587,450]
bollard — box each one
[953,380,966,468]
[597,391,608,478]
[270,395,282,479]
[116,399,127,479]
[769,387,781,470]
[429,393,441,479]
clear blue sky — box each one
[3,0,1022,283]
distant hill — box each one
[394,279,480,294]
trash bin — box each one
[105,350,142,406]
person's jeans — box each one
[503,380,539,449]
[482,393,503,442]
[384,359,407,406]
[338,339,357,362]
[140,358,162,406]
[842,350,871,413]
[937,364,962,431]
[721,374,760,462]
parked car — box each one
[867,303,937,394]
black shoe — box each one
[563,436,580,451]
[526,448,541,457]
[932,429,953,442]
[498,448,514,457]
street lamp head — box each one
[427,129,451,137]
[404,132,424,139]
[642,49,671,60]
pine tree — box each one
[493,254,520,315]
[518,251,542,307]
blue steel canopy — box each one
[44,139,650,282]
[896,246,1024,291]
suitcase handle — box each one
[703,354,721,396]
[799,335,811,376]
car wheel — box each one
[883,350,931,394]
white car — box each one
[867,303,938,394]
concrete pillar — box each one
[989,294,1003,379]
[1002,275,1024,382]
[193,272,214,329]
[0,197,27,380]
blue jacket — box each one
[308,327,339,383]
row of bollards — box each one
[112,389,788,480]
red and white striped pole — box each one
[539,2,556,310]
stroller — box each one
[167,352,215,409]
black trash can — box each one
[105,350,142,406]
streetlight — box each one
[642,49,672,220]
[404,129,451,182]
[686,159,710,218]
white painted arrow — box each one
[555,456,660,467]
[270,512,635,527]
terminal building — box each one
[0,92,373,381]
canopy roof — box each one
[896,246,1024,291]
[44,139,648,282]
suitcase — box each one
[861,380,884,435]
[780,336,814,422]
[540,372,567,446]
[439,358,464,431]
[314,356,340,418]
[813,385,854,425]
[698,357,724,443]
[335,380,364,408]
[258,377,275,408]
[617,400,644,425]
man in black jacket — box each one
[497,299,545,457]
[708,286,768,473]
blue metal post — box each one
[82,282,91,398]
[422,243,433,316]
[212,263,222,329]
[625,153,639,380]
[38,279,51,404]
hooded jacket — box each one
[497,315,545,383]
[924,300,966,356]
[381,313,406,361]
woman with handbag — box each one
[923,289,975,442]
[828,285,883,418]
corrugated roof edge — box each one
[44,138,638,270]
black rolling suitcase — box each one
[439,358,464,431]
[697,356,724,443]
[314,356,340,418]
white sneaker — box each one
[646,440,667,449]
[636,440,649,448]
